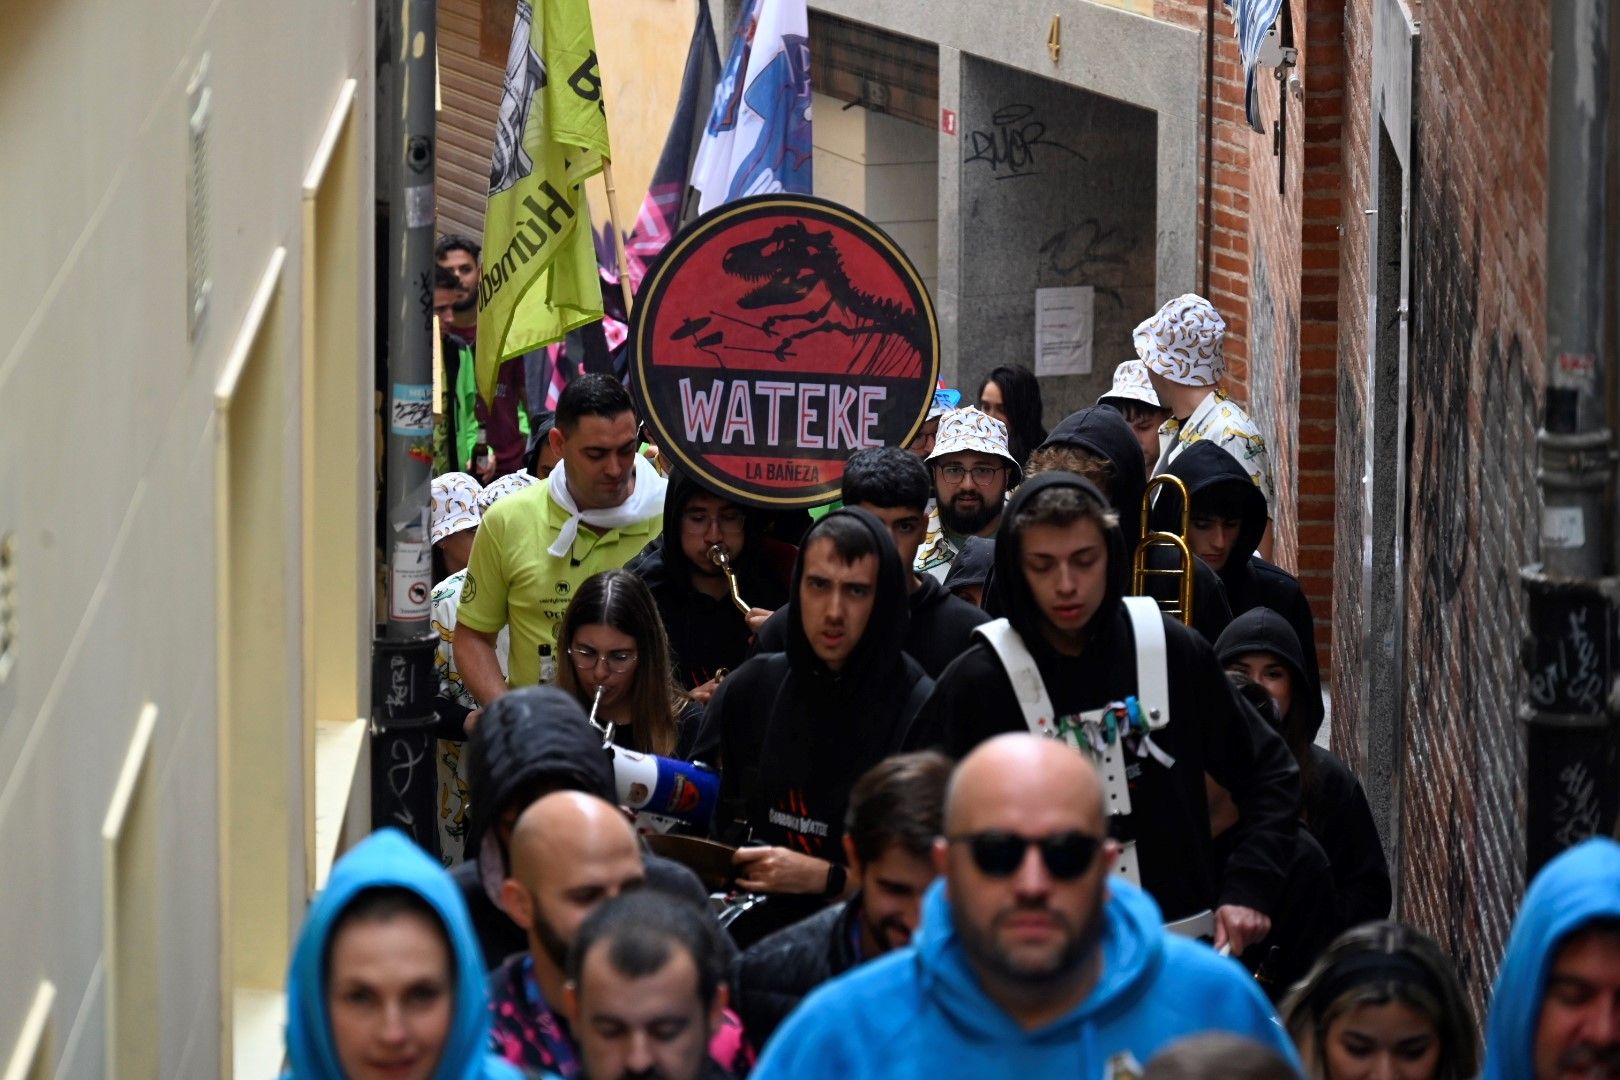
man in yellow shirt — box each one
[456,374,666,707]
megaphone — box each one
[607,747,720,829]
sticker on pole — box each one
[390,539,433,621]
[629,195,940,508]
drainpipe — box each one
[370,0,442,853]
[1522,0,1620,877]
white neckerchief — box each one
[546,454,667,557]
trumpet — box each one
[1131,474,1195,625]
[707,543,752,617]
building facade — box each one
[1,1,377,1075]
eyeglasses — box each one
[567,644,639,673]
[947,830,1102,880]
[934,463,1006,485]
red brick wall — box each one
[1153,0,1255,393]
[1330,0,1372,779]
[1335,0,1549,1010]
[1162,0,1341,676]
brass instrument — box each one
[707,543,752,617]
[1131,474,1195,625]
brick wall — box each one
[1163,0,1341,675]
[1153,0,1255,393]
[1335,0,1549,1010]
[1330,0,1371,779]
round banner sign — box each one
[630,194,940,508]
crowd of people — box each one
[283,242,1620,1079]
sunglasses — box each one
[948,830,1102,880]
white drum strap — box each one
[975,608,1171,889]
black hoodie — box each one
[916,473,1299,922]
[1151,440,1322,694]
[753,540,991,678]
[695,508,934,863]
[1215,609,1391,927]
[1042,407,1234,644]
[630,470,789,689]
[451,687,709,968]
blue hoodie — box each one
[283,830,522,1080]
[1483,838,1620,1080]
[753,877,1297,1078]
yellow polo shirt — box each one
[456,478,662,689]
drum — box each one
[645,833,738,891]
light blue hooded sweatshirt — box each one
[1482,837,1620,1080]
[753,877,1298,1078]
[283,829,522,1080]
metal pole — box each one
[371,0,441,852]
[1540,0,1611,580]
[1522,0,1620,879]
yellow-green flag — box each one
[476,0,610,406]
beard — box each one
[938,490,1002,536]
[1557,1043,1620,1078]
[528,896,571,971]
[957,891,1106,986]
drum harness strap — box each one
[972,596,1214,940]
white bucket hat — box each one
[926,407,1020,471]
[1133,294,1227,387]
[1097,359,1163,408]
[476,470,538,515]
[431,472,483,546]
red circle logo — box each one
[630,195,939,508]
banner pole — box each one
[601,157,637,319]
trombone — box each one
[1131,474,1195,625]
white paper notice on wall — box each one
[1543,506,1586,550]
[1034,286,1094,377]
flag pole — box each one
[601,158,637,318]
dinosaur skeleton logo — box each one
[488,0,546,196]
[630,195,939,508]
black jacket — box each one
[917,473,1299,922]
[1042,407,1233,645]
[453,686,714,968]
[696,508,934,862]
[732,897,863,1047]
[753,567,990,679]
[630,470,788,689]
[1214,608,1391,926]
[1152,441,1321,703]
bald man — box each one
[487,791,646,1077]
[754,736,1299,1079]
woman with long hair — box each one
[977,364,1047,468]
[554,568,700,759]
[1281,921,1479,1080]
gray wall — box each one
[955,58,1159,416]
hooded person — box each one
[451,687,710,969]
[1031,406,1233,645]
[1215,608,1390,931]
[284,829,522,1080]
[914,471,1299,947]
[753,447,992,679]
[694,508,935,905]
[942,535,994,608]
[751,735,1299,1079]
[629,470,788,694]
[1482,837,1620,1080]
[1151,440,1321,700]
